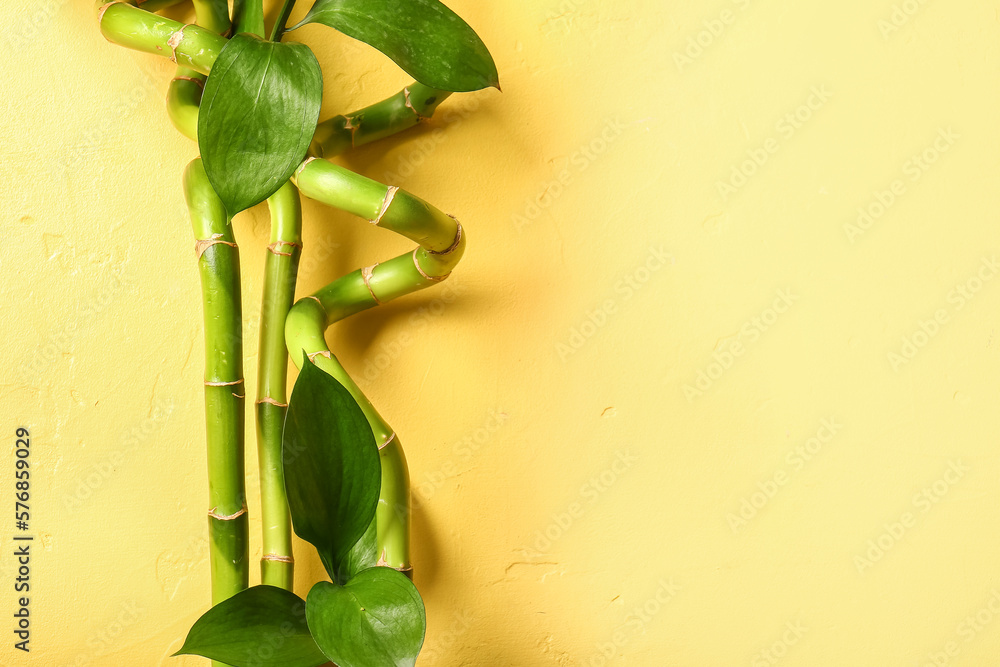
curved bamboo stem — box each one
[256,182,302,590]
[184,157,250,609]
[165,0,228,143]
[286,158,466,573]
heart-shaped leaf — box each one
[291,0,499,92]
[306,568,426,667]
[174,585,330,667]
[283,358,381,582]
[199,33,323,218]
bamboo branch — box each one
[184,157,250,610]
[96,1,225,75]
[286,159,466,573]
[310,83,453,159]
[165,0,228,142]
[256,181,302,590]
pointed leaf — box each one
[174,585,329,667]
[291,0,499,92]
[341,515,379,581]
[283,359,381,582]
[306,569,426,667]
[199,33,323,217]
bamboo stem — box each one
[256,181,302,590]
[165,0,228,142]
[184,157,250,608]
[286,160,466,573]
[96,2,225,75]
[310,83,453,159]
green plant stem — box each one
[270,0,297,42]
[310,83,452,158]
[233,0,266,37]
[166,69,204,141]
[286,159,466,573]
[166,0,229,141]
[96,1,225,75]
[193,0,232,35]
[256,181,302,590]
[184,157,250,612]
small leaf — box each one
[283,359,381,582]
[199,33,323,218]
[174,585,329,667]
[306,569,426,667]
[291,0,499,92]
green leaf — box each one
[174,585,330,667]
[199,33,322,218]
[341,515,379,580]
[306,569,426,667]
[291,0,499,92]
[283,359,381,582]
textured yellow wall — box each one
[4,0,1000,665]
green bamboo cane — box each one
[256,182,302,589]
[184,157,250,615]
[286,158,466,574]
[165,0,228,146]
[96,1,225,75]
[310,83,452,158]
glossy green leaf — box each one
[174,585,329,667]
[291,0,499,92]
[283,359,381,582]
[306,568,426,667]
[199,33,322,217]
[341,515,379,581]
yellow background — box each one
[3,0,1000,665]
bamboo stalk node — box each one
[378,432,396,450]
[293,157,317,182]
[208,504,247,520]
[429,222,463,256]
[361,263,383,305]
[412,249,450,282]
[307,350,332,361]
[205,378,244,386]
[232,392,245,399]
[403,86,431,120]
[262,554,295,563]
[256,397,288,408]
[371,186,399,225]
[172,75,204,89]
[97,2,123,24]
[195,233,237,259]
[267,241,301,257]
[345,115,360,146]
[167,25,192,64]
[305,295,327,316]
